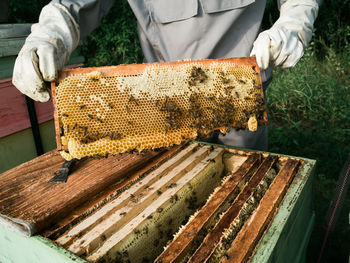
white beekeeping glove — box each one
[251,0,319,70]
[13,3,79,102]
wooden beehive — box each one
[0,143,316,263]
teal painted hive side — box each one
[0,225,86,263]
[251,157,316,263]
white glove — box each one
[251,0,319,70]
[12,3,80,102]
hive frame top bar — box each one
[51,57,266,155]
[57,57,261,81]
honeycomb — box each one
[54,58,267,160]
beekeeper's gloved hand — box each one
[251,0,319,70]
[13,3,79,102]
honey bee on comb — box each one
[53,57,267,160]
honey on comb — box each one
[54,59,267,160]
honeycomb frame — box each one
[51,57,267,159]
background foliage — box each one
[6,0,350,262]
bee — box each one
[114,133,121,140]
[79,104,86,110]
[129,95,139,106]
[157,190,162,195]
[72,123,77,130]
[170,194,178,203]
[62,113,69,117]
[60,126,64,136]
[109,132,114,140]
[122,251,129,258]
[128,121,133,125]
[222,78,230,84]
[66,125,69,133]
[155,100,160,107]
[134,229,140,234]
[107,102,113,109]
[153,239,159,247]
[80,139,88,144]
[80,127,88,136]
[157,207,163,213]
[120,212,127,216]
[91,77,99,81]
[239,79,246,84]
[147,215,153,219]
[235,91,240,98]
[167,183,177,188]
[87,113,93,119]
[126,105,130,113]
[188,79,196,86]
[75,232,83,238]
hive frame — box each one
[51,57,266,155]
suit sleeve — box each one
[50,0,116,39]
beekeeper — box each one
[12,0,319,151]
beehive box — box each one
[52,57,267,160]
[0,143,315,263]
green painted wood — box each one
[0,49,84,79]
[0,120,56,173]
[0,24,31,39]
[0,56,16,79]
[251,158,316,263]
[0,224,86,263]
[0,38,26,58]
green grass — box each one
[267,46,350,262]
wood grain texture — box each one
[0,149,164,235]
[221,159,300,263]
[189,156,278,263]
[42,144,185,240]
[155,154,260,263]
[51,82,62,150]
[57,57,261,81]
